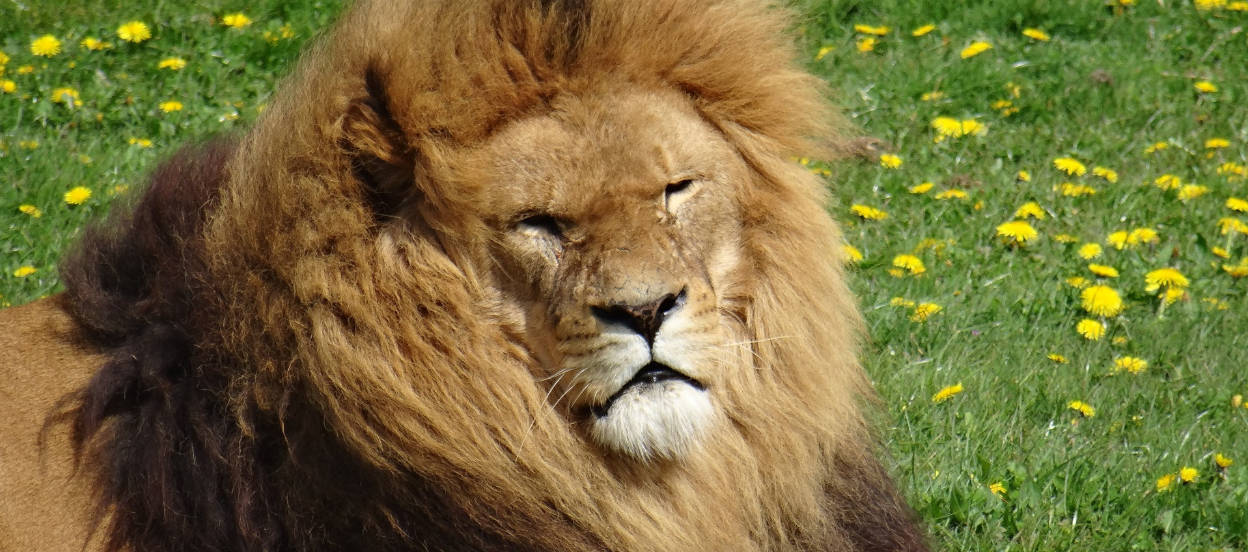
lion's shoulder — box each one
[0,296,103,552]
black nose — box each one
[591,289,687,343]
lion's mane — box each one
[61,1,925,550]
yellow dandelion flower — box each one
[13,266,37,278]
[1057,182,1097,197]
[1194,80,1218,93]
[1127,228,1159,246]
[159,100,183,113]
[1,79,16,94]
[129,137,153,148]
[1092,166,1119,183]
[853,24,890,36]
[1068,400,1095,417]
[0,50,7,65]
[80,37,106,51]
[912,24,936,37]
[1227,198,1248,212]
[932,383,964,404]
[1113,356,1148,374]
[1022,28,1050,41]
[1081,285,1124,317]
[18,204,42,218]
[1179,467,1198,483]
[850,204,888,221]
[909,182,934,194]
[1053,157,1087,176]
[1017,170,1031,182]
[814,45,834,61]
[1205,137,1230,149]
[1144,141,1169,154]
[64,186,92,205]
[222,13,253,28]
[1014,202,1046,220]
[1215,453,1233,469]
[1112,336,1129,346]
[1177,184,1209,201]
[856,37,877,52]
[1048,353,1068,364]
[1212,246,1231,259]
[1066,276,1089,289]
[1195,0,1226,9]
[1156,473,1175,492]
[1154,174,1181,190]
[1088,264,1119,278]
[934,189,968,200]
[17,65,34,74]
[158,57,187,70]
[1076,319,1106,340]
[910,303,942,322]
[1145,268,1189,291]
[842,244,863,264]
[1218,217,1248,235]
[879,154,902,168]
[996,220,1039,246]
[1224,260,1248,278]
[960,41,992,59]
[50,87,80,107]
[989,482,1006,497]
[892,254,926,276]
[117,21,152,43]
[1078,243,1103,260]
[30,35,61,57]
[890,297,916,308]
[1055,234,1080,244]
[1159,287,1185,305]
[1231,1,1248,9]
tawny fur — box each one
[0,1,927,550]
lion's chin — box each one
[588,374,715,462]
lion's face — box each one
[464,87,750,461]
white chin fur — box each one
[589,382,715,461]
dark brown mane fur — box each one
[55,1,926,550]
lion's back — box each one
[0,297,104,552]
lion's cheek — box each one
[588,382,716,461]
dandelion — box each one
[909,182,933,194]
[1156,473,1175,492]
[1159,287,1185,305]
[1179,467,1198,483]
[1194,81,1218,93]
[1092,166,1119,183]
[1065,276,1089,289]
[1195,0,1227,9]
[1145,268,1189,291]
[117,21,152,43]
[1017,170,1031,182]
[1022,28,1050,41]
[1048,353,1068,363]
[1078,243,1103,259]
[932,383,964,404]
[1215,453,1233,469]
[80,37,107,51]
[1076,319,1106,340]
[1225,260,1248,278]
[13,266,37,278]
[879,154,902,168]
[1113,356,1148,374]
[856,37,877,53]
[1218,217,1248,235]
[30,35,61,57]
[910,303,942,322]
[128,137,153,148]
[1081,285,1124,317]
[989,482,1006,497]
[158,57,187,70]
[1144,142,1169,154]
[892,255,926,276]
[1014,202,1046,220]
[222,13,253,28]
[64,186,92,205]
[960,41,992,59]
[814,46,834,61]
[1205,138,1230,149]
[842,244,863,264]
[1217,162,1247,177]
[159,100,184,112]
[50,87,80,107]
[853,24,890,36]
[1176,184,1209,201]
[890,297,916,308]
[1068,400,1095,417]
[0,50,7,65]
[18,204,42,218]
[996,220,1039,246]
[850,204,888,221]
[1055,234,1080,244]
[934,189,968,200]
[1212,246,1231,259]
[1057,183,1096,197]
[1226,198,1248,213]
[920,91,945,101]
[1127,228,1159,246]
[1053,157,1087,176]
[1231,1,1248,9]
[1088,264,1119,278]
[931,117,985,141]
[911,24,935,37]
[1,80,16,94]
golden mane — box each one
[48,1,926,550]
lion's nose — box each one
[591,288,687,343]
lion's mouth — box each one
[591,362,705,418]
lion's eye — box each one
[664,179,698,213]
[516,213,565,239]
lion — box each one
[0,1,927,550]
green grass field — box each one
[3,1,1246,550]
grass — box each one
[2,1,1246,550]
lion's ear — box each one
[341,66,417,221]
